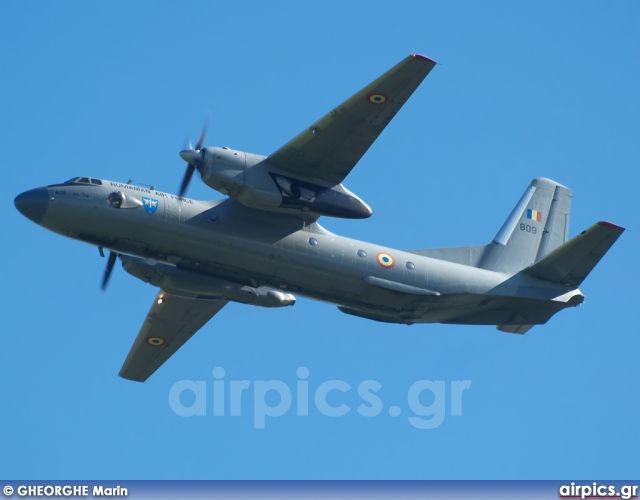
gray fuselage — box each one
[27,178,579,326]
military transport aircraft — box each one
[15,54,624,382]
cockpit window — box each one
[64,177,95,185]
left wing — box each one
[267,54,436,185]
[119,292,228,382]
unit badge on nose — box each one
[142,197,159,215]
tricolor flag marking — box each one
[527,209,542,222]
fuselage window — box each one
[406,262,415,270]
[309,237,318,246]
[357,249,367,258]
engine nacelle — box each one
[121,256,295,308]
[199,147,246,197]
[197,147,371,219]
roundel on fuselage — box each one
[376,252,395,269]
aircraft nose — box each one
[14,187,49,224]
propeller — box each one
[178,123,208,197]
[101,250,118,291]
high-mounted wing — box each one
[268,54,436,185]
[119,292,228,382]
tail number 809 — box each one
[520,223,537,234]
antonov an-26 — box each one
[15,54,624,382]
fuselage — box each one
[15,178,580,325]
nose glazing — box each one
[14,187,49,224]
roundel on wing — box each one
[368,93,388,104]
[376,252,396,269]
[146,337,166,347]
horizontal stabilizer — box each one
[524,221,624,286]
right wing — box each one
[267,54,436,185]
[119,292,228,382]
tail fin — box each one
[478,178,572,273]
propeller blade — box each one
[194,122,208,151]
[101,251,118,291]
[179,163,196,198]
[178,120,208,197]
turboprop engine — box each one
[179,144,371,219]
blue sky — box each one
[1,1,638,480]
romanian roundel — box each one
[376,252,396,269]
[146,337,166,347]
[368,93,388,105]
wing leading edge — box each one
[268,54,437,185]
[119,292,228,382]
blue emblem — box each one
[142,197,159,215]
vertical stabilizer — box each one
[478,178,571,273]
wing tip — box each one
[411,53,437,64]
[597,221,625,231]
[118,370,147,383]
